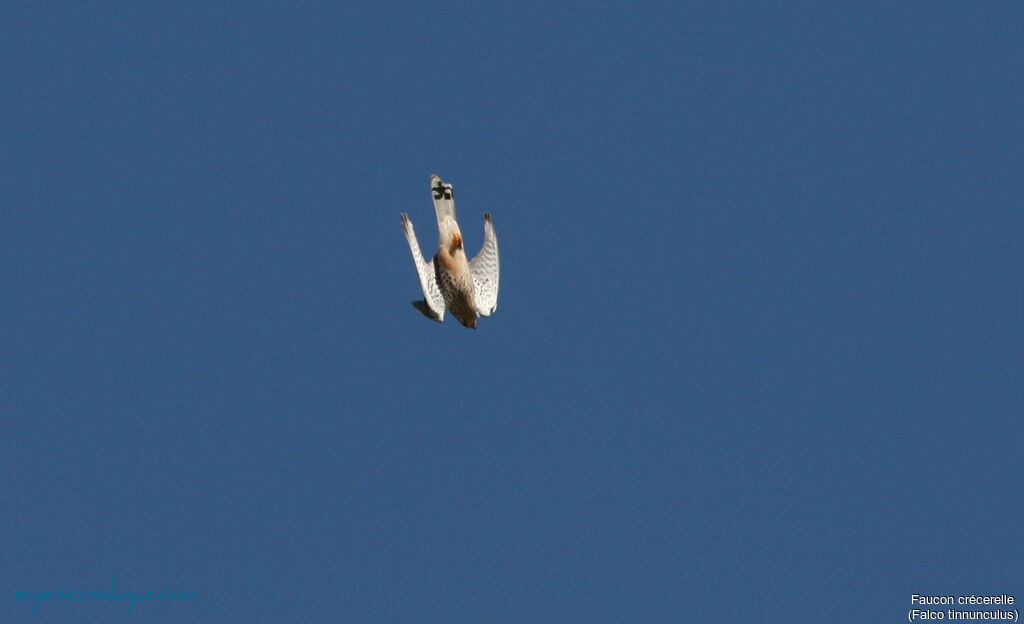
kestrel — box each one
[400,175,499,329]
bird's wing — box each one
[401,213,445,322]
[469,213,499,316]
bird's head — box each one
[449,297,478,328]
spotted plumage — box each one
[400,175,500,329]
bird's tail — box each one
[430,174,461,247]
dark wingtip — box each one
[411,300,443,322]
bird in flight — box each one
[400,175,499,329]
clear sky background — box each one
[3,3,1021,623]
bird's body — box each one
[400,175,499,329]
[434,235,479,328]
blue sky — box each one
[3,3,1021,622]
